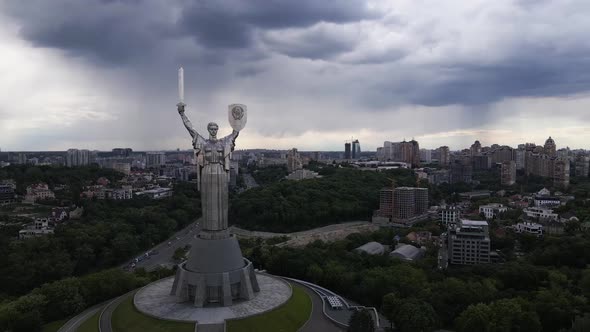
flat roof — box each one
[461,219,488,226]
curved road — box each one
[99,290,138,332]
[59,219,200,332]
[57,302,104,332]
[295,282,344,332]
[63,279,344,332]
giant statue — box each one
[170,68,259,307]
[178,103,239,233]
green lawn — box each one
[77,309,101,332]
[111,295,194,332]
[41,318,68,332]
[226,285,312,332]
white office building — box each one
[440,205,460,227]
[479,203,508,219]
[523,207,559,221]
[515,222,543,237]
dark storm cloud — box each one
[1,0,175,64]
[3,0,590,110]
[178,0,378,49]
[2,0,377,64]
[262,29,357,60]
[432,63,588,106]
[375,46,590,107]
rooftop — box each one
[461,219,488,227]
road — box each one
[124,219,201,271]
[295,281,344,332]
[57,302,104,332]
[98,290,138,332]
[59,219,201,331]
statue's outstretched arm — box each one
[223,130,239,157]
[177,104,198,139]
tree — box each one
[0,293,47,332]
[579,268,590,299]
[348,309,375,332]
[36,277,85,321]
[173,247,188,262]
[488,298,524,332]
[565,314,590,332]
[395,298,438,332]
[516,311,542,332]
[456,303,493,332]
[381,293,399,330]
[534,288,579,332]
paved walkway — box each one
[295,282,344,332]
[99,290,137,332]
[57,302,104,332]
[134,274,291,323]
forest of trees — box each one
[0,181,200,298]
[0,165,125,203]
[249,165,289,185]
[230,168,418,232]
[0,267,174,332]
[241,229,590,332]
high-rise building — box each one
[575,155,589,177]
[112,148,133,157]
[439,146,450,167]
[515,149,526,170]
[377,140,419,167]
[146,152,166,168]
[351,140,361,159]
[470,140,482,157]
[526,152,553,178]
[450,159,473,184]
[491,146,514,164]
[344,143,351,159]
[378,188,394,218]
[544,137,556,157]
[501,161,516,186]
[557,148,570,160]
[419,149,432,164]
[17,153,27,165]
[448,219,491,265]
[400,140,420,168]
[393,187,428,223]
[287,148,303,173]
[379,187,428,225]
[553,159,570,188]
[376,147,384,160]
[472,155,491,170]
[66,149,90,167]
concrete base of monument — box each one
[134,273,292,325]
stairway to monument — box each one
[195,322,224,332]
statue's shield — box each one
[228,104,247,131]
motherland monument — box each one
[170,67,259,307]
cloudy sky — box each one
[1,0,590,152]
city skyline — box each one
[0,134,585,153]
[2,1,590,151]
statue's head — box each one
[207,122,219,138]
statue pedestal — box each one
[170,234,260,307]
